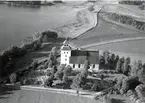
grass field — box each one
[0,86,99,103]
[0,85,134,103]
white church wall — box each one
[60,50,71,65]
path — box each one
[80,36,145,49]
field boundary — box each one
[81,37,145,49]
[1,84,102,99]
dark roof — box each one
[70,56,87,64]
[70,50,99,64]
[71,50,87,56]
[61,46,71,51]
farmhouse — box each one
[60,39,99,70]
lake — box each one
[0,4,77,51]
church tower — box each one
[60,39,71,65]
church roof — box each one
[69,50,99,64]
[61,46,71,51]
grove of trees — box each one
[99,51,145,84]
[106,13,145,31]
[119,0,144,5]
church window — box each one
[73,64,75,68]
[78,64,80,68]
[93,64,95,68]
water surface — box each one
[0,4,76,51]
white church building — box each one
[60,39,99,70]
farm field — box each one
[71,15,145,47]
[86,39,145,63]
[101,4,145,22]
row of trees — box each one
[99,51,119,70]
[99,50,145,84]
[119,0,144,5]
[106,13,145,31]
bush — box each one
[63,65,72,76]
[91,81,104,92]
[121,76,141,94]
[70,70,79,76]
[41,30,58,39]
[100,74,105,80]
[44,74,54,87]
[91,80,113,92]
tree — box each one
[120,57,125,64]
[104,51,110,68]
[51,46,57,56]
[108,53,116,70]
[47,47,57,68]
[99,56,105,69]
[51,65,57,75]
[83,60,90,70]
[48,59,53,68]
[116,59,122,73]
[41,30,58,39]
[9,73,17,83]
[100,74,104,80]
[120,76,141,94]
[138,63,145,84]
[81,60,90,79]
[62,65,72,84]
[71,60,90,89]
[131,61,138,76]
[120,57,125,73]
[137,60,142,70]
[62,74,69,84]
[114,55,119,69]
[71,73,82,89]
[122,57,131,76]
[55,64,65,80]
[63,65,72,76]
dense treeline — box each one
[119,0,145,5]
[99,51,145,83]
[105,13,145,31]
[99,51,119,70]
[7,1,41,5]
[0,30,58,79]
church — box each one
[60,39,100,70]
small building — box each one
[60,39,99,70]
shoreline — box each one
[54,5,98,38]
